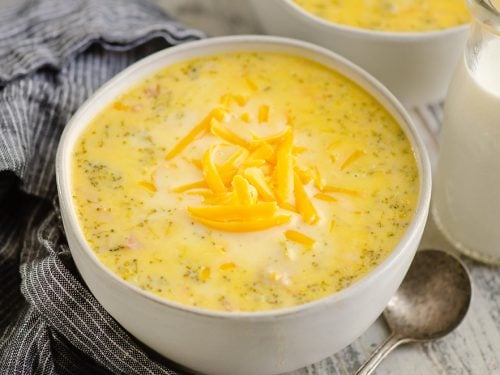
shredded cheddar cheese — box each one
[251,126,291,146]
[138,180,157,192]
[188,203,277,220]
[258,104,269,123]
[201,145,226,194]
[284,230,316,248]
[171,180,208,193]
[163,98,330,235]
[245,77,258,91]
[248,143,275,163]
[293,173,320,224]
[314,193,337,202]
[165,108,226,160]
[275,128,294,206]
[243,167,275,201]
[199,266,211,282]
[240,112,251,123]
[232,175,257,205]
[210,119,250,148]
[113,101,129,111]
[193,214,291,232]
[323,185,360,196]
[219,262,236,270]
[340,150,364,171]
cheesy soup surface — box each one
[72,52,419,312]
[292,0,470,32]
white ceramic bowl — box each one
[248,0,469,106]
[56,36,431,375]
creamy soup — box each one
[71,52,419,312]
[292,0,470,32]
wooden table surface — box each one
[158,1,500,374]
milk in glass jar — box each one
[434,0,500,265]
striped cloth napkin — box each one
[0,0,203,373]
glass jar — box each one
[433,0,500,265]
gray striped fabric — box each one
[0,0,204,373]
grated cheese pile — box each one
[162,93,361,247]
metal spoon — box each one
[355,249,472,375]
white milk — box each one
[433,38,500,264]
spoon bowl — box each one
[356,249,472,375]
[384,249,472,341]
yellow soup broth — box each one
[71,52,419,312]
[292,0,470,32]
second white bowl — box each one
[249,0,469,106]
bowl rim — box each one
[56,35,432,321]
[280,0,470,40]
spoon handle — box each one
[355,333,408,375]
